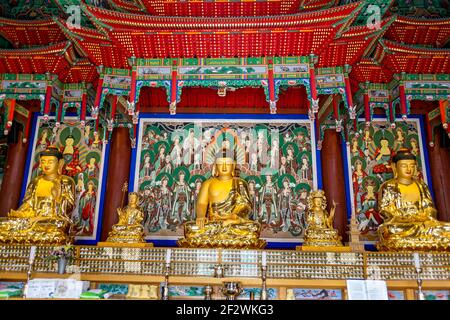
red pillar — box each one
[321,129,348,242]
[427,126,450,222]
[0,131,29,217]
[100,127,132,240]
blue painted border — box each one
[20,111,39,201]
[77,140,111,245]
[136,113,315,249]
[20,112,109,245]
[341,136,353,220]
[417,114,434,199]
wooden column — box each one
[100,127,131,240]
[321,129,348,242]
[0,131,29,217]
[427,126,450,222]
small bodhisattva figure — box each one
[106,191,145,243]
[178,147,266,249]
[377,149,450,251]
[0,147,76,244]
[303,190,343,247]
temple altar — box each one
[0,0,449,302]
[0,244,449,300]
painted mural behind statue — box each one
[135,119,316,242]
[28,117,105,241]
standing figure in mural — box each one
[142,129,156,150]
[85,156,99,179]
[158,155,173,175]
[157,176,172,230]
[278,178,293,233]
[37,129,51,151]
[362,128,374,151]
[257,131,269,168]
[358,179,383,234]
[244,137,252,164]
[190,179,203,220]
[169,171,191,228]
[279,156,287,175]
[183,129,200,166]
[247,180,260,221]
[77,180,96,235]
[91,131,102,150]
[139,153,153,179]
[250,153,259,172]
[394,128,405,150]
[73,173,85,225]
[60,135,82,178]
[409,138,420,158]
[352,159,368,211]
[258,175,279,228]
[294,130,309,151]
[141,186,157,231]
[299,156,310,181]
[286,146,297,174]
[154,145,167,172]
[290,194,307,236]
[170,136,183,168]
[84,125,92,145]
[270,139,280,170]
[350,137,364,158]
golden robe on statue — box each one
[0,147,75,244]
[377,149,450,252]
[178,147,265,249]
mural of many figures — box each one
[135,118,317,242]
[27,117,106,241]
[348,118,428,242]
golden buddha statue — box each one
[377,149,450,251]
[303,190,343,247]
[106,192,145,243]
[178,147,266,249]
[0,147,76,244]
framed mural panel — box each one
[346,118,429,243]
[25,116,106,241]
[134,117,317,243]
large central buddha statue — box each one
[377,149,450,251]
[0,147,76,244]
[178,147,266,249]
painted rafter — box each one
[80,2,363,59]
[375,39,450,74]
[0,17,66,48]
[317,16,395,68]
[134,0,337,16]
[55,18,129,69]
[385,15,450,48]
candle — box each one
[262,252,267,267]
[166,249,172,264]
[413,253,420,269]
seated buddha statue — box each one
[0,147,76,244]
[178,147,266,249]
[106,192,145,243]
[303,190,343,247]
[377,149,450,251]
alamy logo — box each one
[366,5,381,30]
[66,5,81,30]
